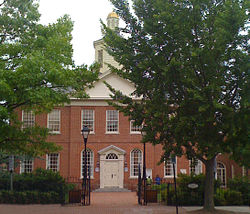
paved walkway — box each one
[0,192,249,214]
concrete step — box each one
[93,187,131,192]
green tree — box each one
[0,0,98,156]
[103,0,249,211]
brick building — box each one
[17,12,246,190]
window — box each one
[164,157,177,177]
[106,110,119,133]
[189,158,202,175]
[81,149,94,178]
[130,149,142,177]
[130,120,142,133]
[48,109,60,133]
[82,109,94,133]
[22,110,35,128]
[242,166,246,177]
[20,158,33,173]
[98,50,103,68]
[46,153,59,172]
[217,162,226,187]
[106,153,118,159]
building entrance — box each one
[98,145,126,189]
[103,161,119,187]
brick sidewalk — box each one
[0,192,188,214]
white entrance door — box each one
[103,161,119,187]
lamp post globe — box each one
[81,126,90,143]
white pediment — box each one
[86,71,136,99]
[98,145,126,155]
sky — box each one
[38,0,115,66]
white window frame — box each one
[20,158,33,174]
[81,109,95,134]
[47,109,61,134]
[130,149,143,178]
[130,120,142,134]
[242,166,246,177]
[164,157,177,178]
[217,162,226,187]
[22,110,35,128]
[81,149,94,179]
[46,153,60,172]
[106,110,119,134]
[189,159,202,175]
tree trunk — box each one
[204,156,216,212]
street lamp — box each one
[141,125,147,205]
[81,126,90,206]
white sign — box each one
[188,183,199,189]
[9,155,14,171]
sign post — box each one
[172,156,178,214]
[9,155,14,191]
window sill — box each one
[80,176,94,179]
[163,176,174,178]
[130,132,141,135]
[129,176,139,179]
[49,132,61,135]
[105,132,120,134]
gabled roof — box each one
[85,71,138,100]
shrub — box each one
[228,176,250,205]
[224,189,243,205]
[0,168,69,204]
[0,191,60,204]
[214,188,227,206]
[214,188,243,206]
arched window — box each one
[81,149,94,178]
[130,149,142,177]
[217,162,226,187]
[106,153,118,159]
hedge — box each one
[0,168,72,204]
[0,190,60,204]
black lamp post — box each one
[81,126,90,206]
[141,125,147,205]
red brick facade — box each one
[17,104,247,190]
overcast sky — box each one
[39,0,115,66]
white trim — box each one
[164,157,177,178]
[189,159,202,175]
[217,162,226,187]
[22,110,35,128]
[80,149,94,179]
[130,149,143,178]
[20,158,33,174]
[242,166,246,176]
[106,110,119,133]
[47,109,61,134]
[46,153,60,172]
[98,145,126,155]
[130,120,142,134]
[81,109,95,134]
